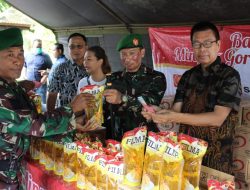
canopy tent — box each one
[5,0,250,35]
[5,0,250,71]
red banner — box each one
[149,25,250,96]
[25,160,76,190]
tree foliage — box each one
[0,1,56,60]
[0,0,9,12]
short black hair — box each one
[191,21,220,42]
[54,43,64,54]
[33,39,41,43]
[67,33,87,44]
[33,39,42,46]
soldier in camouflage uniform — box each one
[0,28,94,189]
[103,34,166,141]
[142,21,242,174]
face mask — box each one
[36,48,43,55]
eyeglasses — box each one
[192,40,217,49]
[68,45,84,50]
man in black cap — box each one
[103,34,166,141]
[0,28,94,189]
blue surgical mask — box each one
[36,48,43,55]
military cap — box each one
[0,28,23,51]
[116,33,143,51]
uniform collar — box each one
[198,56,221,75]
[69,59,77,66]
[122,63,146,76]
[70,59,86,71]
[57,55,65,59]
[0,77,18,86]
[32,52,44,56]
[69,59,81,67]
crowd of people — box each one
[0,21,242,189]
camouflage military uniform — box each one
[106,64,166,141]
[0,77,76,186]
[175,57,241,174]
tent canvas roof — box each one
[5,0,250,33]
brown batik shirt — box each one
[174,57,242,174]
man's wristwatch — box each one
[121,94,128,103]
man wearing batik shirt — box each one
[142,21,242,174]
[0,28,94,188]
[47,33,88,111]
[103,34,166,141]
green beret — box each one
[0,28,23,51]
[116,33,143,51]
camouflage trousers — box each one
[0,181,18,190]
